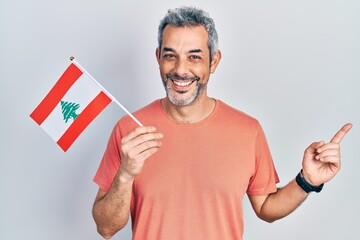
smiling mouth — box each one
[171,79,194,87]
[165,74,200,89]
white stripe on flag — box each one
[40,74,102,141]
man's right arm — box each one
[92,172,134,239]
[92,126,163,238]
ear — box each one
[210,50,222,74]
[155,48,160,65]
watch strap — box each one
[296,170,324,193]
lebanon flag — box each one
[30,63,112,152]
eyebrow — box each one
[163,47,175,52]
[162,47,203,54]
[189,49,203,53]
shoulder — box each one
[216,100,261,130]
[212,100,267,146]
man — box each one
[92,6,352,239]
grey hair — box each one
[157,6,218,59]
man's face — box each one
[157,25,219,107]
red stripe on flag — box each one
[57,91,112,152]
[30,63,83,125]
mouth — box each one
[172,79,194,87]
[165,74,200,92]
[168,78,195,93]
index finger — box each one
[122,126,157,143]
[330,123,353,143]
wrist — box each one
[118,168,135,184]
[301,170,314,185]
[296,170,324,193]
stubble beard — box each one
[163,78,206,107]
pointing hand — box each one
[302,123,352,186]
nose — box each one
[173,57,189,76]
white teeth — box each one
[173,80,192,87]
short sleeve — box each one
[93,122,122,192]
[247,124,279,195]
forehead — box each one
[162,24,209,52]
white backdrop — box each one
[1,0,359,239]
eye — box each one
[163,54,176,59]
[189,55,202,60]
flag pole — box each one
[70,57,143,127]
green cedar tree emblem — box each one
[60,100,80,123]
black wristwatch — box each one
[295,170,324,193]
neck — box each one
[161,95,216,123]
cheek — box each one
[159,60,175,72]
[158,65,169,80]
[193,64,211,78]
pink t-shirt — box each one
[94,99,279,239]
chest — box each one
[132,126,256,202]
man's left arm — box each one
[248,123,352,223]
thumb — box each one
[305,140,325,154]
